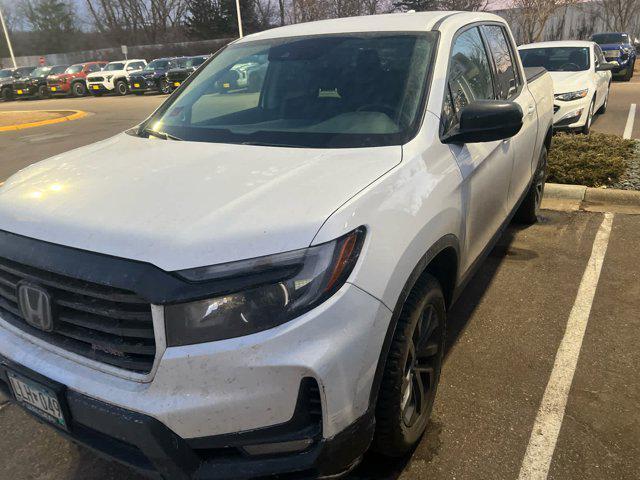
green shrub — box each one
[547,132,636,187]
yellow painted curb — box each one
[0,110,89,132]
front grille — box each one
[13,82,27,90]
[89,77,104,82]
[0,257,155,374]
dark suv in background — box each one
[166,55,209,91]
[0,67,36,101]
[13,65,69,99]
[591,32,637,81]
[128,58,177,95]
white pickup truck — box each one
[86,58,147,96]
[0,11,553,480]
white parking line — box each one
[623,104,636,139]
[518,212,614,480]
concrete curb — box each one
[0,110,88,132]
[543,183,640,213]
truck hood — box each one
[0,133,400,271]
[87,71,125,79]
[597,43,629,50]
[548,71,593,94]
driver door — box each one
[441,26,512,273]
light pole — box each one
[0,5,16,68]
[235,0,244,38]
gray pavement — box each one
[0,90,639,480]
[592,72,640,139]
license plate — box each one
[16,89,23,95]
[7,371,67,429]
[92,85,99,90]
[174,82,181,87]
[134,83,140,88]
[51,87,57,92]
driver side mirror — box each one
[596,62,616,71]
[443,100,523,144]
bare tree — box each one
[504,0,579,44]
[594,0,640,32]
[85,0,188,45]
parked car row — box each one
[0,55,210,101]
[517,31,636,133]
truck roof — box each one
[236,11,506,43]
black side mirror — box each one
[443,100,523,144]
[596,62,616,71]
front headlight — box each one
[165,227,366,346]
[554,89,588,102]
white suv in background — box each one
[519,40,614,133]
[86,59,147,96]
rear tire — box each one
[372,274,446,457]
[514,146,548,225]
[72,82,87,97]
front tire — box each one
[373,274,446,457]
[115,80,128,96]
[581,98,595,134]
[1,87,11,101]
[72,82,87,97]
[159,78,171,94]
[514,146,548,224]
[38,85,50,99]
[623,62,634,81]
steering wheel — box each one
[356,104,396,117]
[559,63,581,71]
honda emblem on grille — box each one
[17,282,54,332]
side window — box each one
[483,25,519,100]
[441,27,494,133]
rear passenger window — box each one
[483,25,519,99]
[441,27,494,133]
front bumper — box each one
[552,95,591,129]
[0,357,374,479]
[48,83,71,95]
[129,78,160,93]
[87,82,113,94]
[0,279,390,478]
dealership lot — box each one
[0,82,638,480]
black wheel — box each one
[38,85,50,99]
[597,84,610,114]
[581,98,595,134]
[514,146,547,224]
[72,82,87,97]
[115,80,128,96]
[373,274,446,457]
[159,78,171,94]
[1,87,12,101]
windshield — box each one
[0,69,10,79]
[105,62,125,71]
[591,33,630,44]
[50,65,68,75]
[520,47,590,72]
[66,64,83,74]
[30,67,52,77]
[189,56,207,67]
[145,60,171,70]
[145,33,437,148]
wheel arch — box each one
[368,234,460,408]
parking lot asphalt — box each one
[591,71,640,139]
[0,88,639,480]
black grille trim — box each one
[0,256,155,374]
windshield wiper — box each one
[142,128,182,141]
[241,141,301,148]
